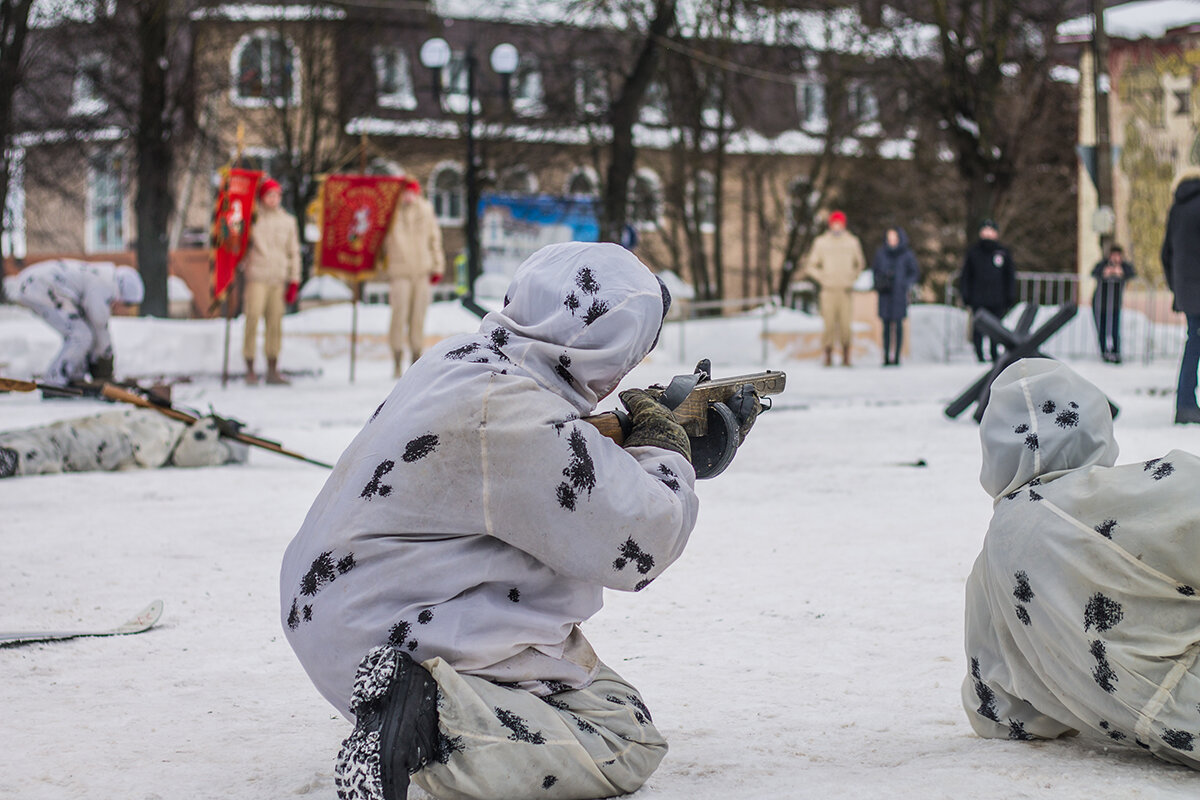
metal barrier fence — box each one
[940,272,1187,365]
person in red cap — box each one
[381,177,444,378]
[804,210,865,366]
[241,177,300,385]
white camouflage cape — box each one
[964,358,1200,768]
[280,242,699,720]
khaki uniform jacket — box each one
[806,230,866,290]
[242,206,300,286]
[382,196,444,281]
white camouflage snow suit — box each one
[12,259,143,385]
[280,242,699,799]
[964,358,1200,769]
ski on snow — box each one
[0,600,164,646]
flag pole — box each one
[349,133,369,384]
[222,123,246,389]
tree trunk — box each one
[0,0,33,279]
[600,0,677,243]
[135,0,172,317]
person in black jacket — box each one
[960,219,1017,363]
[871,227,920,366]
[1091,244,1135,364]
[1162,167,1200,424]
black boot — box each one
[335,646,440,800]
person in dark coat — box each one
[1162,167,1200,424]
[871,227,920,366]
[960,219,1017,363]
[1091,244,1135,364]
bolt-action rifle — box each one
[582,363,786,478]
[0,377,333,469]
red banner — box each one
[316,175,405,278]
[209,168,264,303]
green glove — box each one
[619,388,691,462]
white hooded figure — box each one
[964,358,1200,769]
[281,242,700,800]
[12,259,144,385]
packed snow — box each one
[2,297,1199,799]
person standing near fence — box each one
[1162,167,1200,425]
[242,178,301,386]
[805,210,865,367]
[1091,244,1135,364]
[383,177,444,379]
[960,219,1017,364]
[871,227,920,367]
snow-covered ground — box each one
[2,299,1199,799]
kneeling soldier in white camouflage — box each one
[280,242,738,800]
[11,259,144,387]
[965,358,1200,769]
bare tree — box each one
[0,0,33,293]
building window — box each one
[374,46,417,110]
[87,151,124,253]
[639,79,668,126]
[430,162,464,224]
[497,166,537,195]
[796,77,826,128]
[565,166,599,197]
[70,53,108,116]
[512,57,544,117]
[628,168,661,229]
[231,29,298,107]
[574,62,608,116]
[690,170,716,232]
[440,51,479,115]
[848,81,879,122]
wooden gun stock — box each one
[582,369,786,445]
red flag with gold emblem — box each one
[316,175,405,278]
[209,167,264,303]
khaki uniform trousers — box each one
[389,277,432,363]
[819,288,854,349]
[243,280,285,361]
[412,659,668,800]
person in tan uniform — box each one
[242,178,301,385]
[805,210,865,367]
[382,177,445,378]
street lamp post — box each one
[420,37,518,316]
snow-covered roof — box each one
[1058,0,1200,42]
[12,126,126,147]
[30,0,115,28]
[189,3,347,22]
[346,116,915,161]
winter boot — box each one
[335,646,440,800]
[823,347,833,367]
[266,358,290,385]
[245,359,259,386]
[842,344,852,367]
[392,352,404,379]
[1175,407,1200,425]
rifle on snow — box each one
[0,377,333,469]
[582,363,786,478]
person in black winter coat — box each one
[1162,167,1200,424]
[871,227,920,366]
[1091,244,1135,364]
[960,219,1017,363]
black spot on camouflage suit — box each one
[445,342,484,360]
[0,447,16,478]
[542,775,558,790]
[433,730,464,764]
[494,707,546,744]
[388,619,418,651]
[970,657,1000,722]
[301,551,347,597]
[576,266,600,294]
[1084,593,1124,632]
[1041,400,1056,414]
[1090,640,1119,693]
[1008,719,1032,740]
[564,292,581,315]
[287,598,300,629]
[370,401,385,422]
[489,327,510,350]
[656,463,680,492]
[627,694,653,724]
[541,696,569,710]
[556,428,596,511]
[361,460,395,500]
[1054,408,1080,428]
[418,609,434,624]
[508,588,521,603]
[540,679,572,694]
[1013,571,1034,603]
[1162,729,1196,751]
[1099,720,1126,741]
[583,299,610,325]
[1024,433,1039,451]
[1015,606,1032,626]
[555,352,578,387]
[402,434,439,463]
[1095,519,1118,539]
[1144,458,1175,481]
[613,538,655,575]
[1179,585,1196,597]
